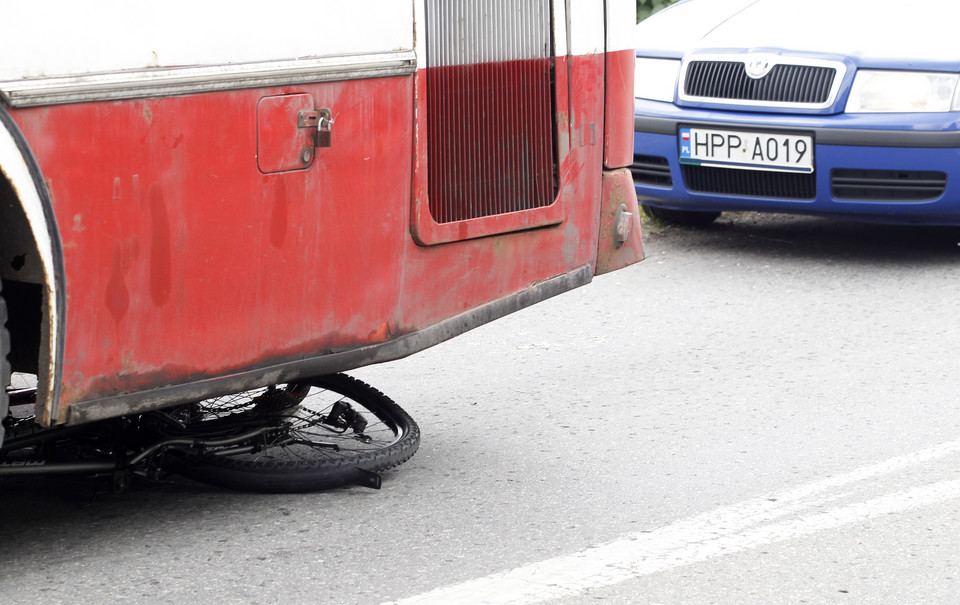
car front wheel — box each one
[642,204,720,227]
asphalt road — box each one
[4,212,960,604]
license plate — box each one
[679,127,814,173]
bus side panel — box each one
[399,52,606,330]
[9,76,415,410]
[5,4,631,420]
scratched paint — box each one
[148,186,171,307]
[411,54,584,246]
[604,48,636,169]
[3,4,641,419]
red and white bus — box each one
[0,0,641,489]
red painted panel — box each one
[412,55,575,245]
[8,51,612,418]
[595,168,644,275]
[257,94,316,173]
[403,53,607,329]
[604,48,635,169]
[11,77,415,408]
[427,58,556,223]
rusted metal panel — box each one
[257,94,318,173]
[426,59,556,224]
[414,0,569,245]
[1,1,644,426]
[403,51,608,329]
[65,266,593,425]
[604,49,636,170]
[10,75,414,416]
[424,0,556,225]
[603,0,636,169]
[0,109,64,426]
[10,55,614,419]
[595,168,645,276]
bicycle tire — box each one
[168,373,419,492]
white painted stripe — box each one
[386,439,960,604]
[606,0,638,52]
[425,0,551,66]
[1,52,417,108]
[566,0,606,55]
[2,0,414,81]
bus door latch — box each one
[298,108,333,148]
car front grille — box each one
[831,169,947,201]
[682,165,816,199]
[683,60,836,106]
[631,154,672,187]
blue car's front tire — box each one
[642,204,720,227]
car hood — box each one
[635,0,960,67]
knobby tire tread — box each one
[171,373,419,493]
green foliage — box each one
[637,0,678,21]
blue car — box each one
[633,0,960,226]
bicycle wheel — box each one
[167,373,420,492]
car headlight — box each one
[845,70,960,113]
[635,58,680,103]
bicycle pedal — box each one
[355,468,381,489]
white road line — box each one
[386,439,960,605]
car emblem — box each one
[744,55,774,79]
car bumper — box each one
[633,100,960,225]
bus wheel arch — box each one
[0,109,65,430]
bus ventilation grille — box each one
[425,0,557,224]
